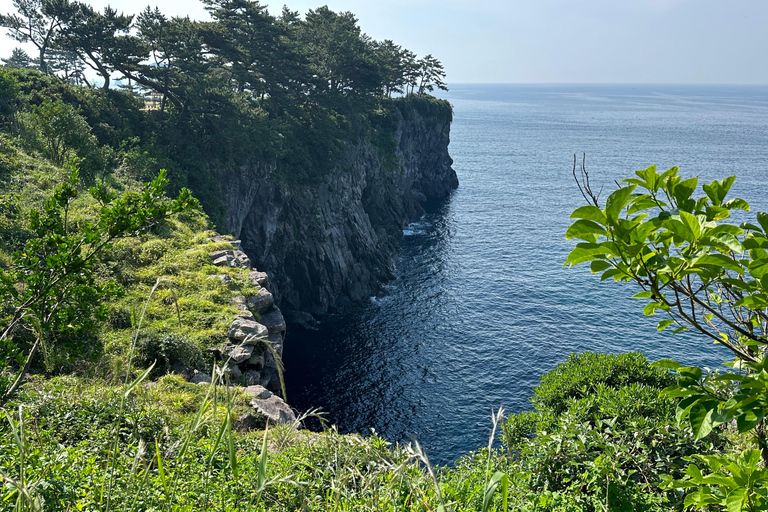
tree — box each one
[373,39,406,97]
[53,2,133,89]
[416,54,447,95]
[299,7,381,98]
[2,47,33,68]
[565,161,768,507]
[0,0,73,74]
[47,47,86,84]
[0,168,197,404]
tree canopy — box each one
[1,0,448,106]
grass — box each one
[0,350,736,511]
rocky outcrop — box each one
[215,98,457,324]
[199,236,287,396]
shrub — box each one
[533,351,675,414]
[137,330,205,377]
[502,352,721,511]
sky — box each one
[1,0,767,84]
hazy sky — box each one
[1,0,767,84]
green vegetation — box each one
[3,351,715,511]
[0,1,763,509]
[567,162,768,510]
[0,0,451,225]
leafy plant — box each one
[566,162,768,510]
[0,167,197,404]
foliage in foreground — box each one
[567,163,768,510]
[0,351,726,511]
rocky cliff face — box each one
[214,98,457,324]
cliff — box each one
[214,97,458,324]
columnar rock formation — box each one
[215,99,458,325]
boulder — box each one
[247,288,274,313]
[226,363,243,380]
[260,308,286,334]
[249,270,269,288]
[228,317,268,342]
[247,351,265,370]
[250,395,296,425]
[210,249,234,261]
[234,412,265,431]
[212,255,231,267]
[190,370,212,385]
[243,385,272,400]
[230,250,251,269]
[231,295,249,312]
[220,343,253,364]
[242,370,261,386]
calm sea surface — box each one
[284,84,768,464]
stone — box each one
[212,255,231,267]
[260,308,286,334]
[231,295,248,312]
[249,395,296,425]
[247,288,274,313]
[243,385,272,400]
[247,351,265,370]
[221,343,253,364]
[249,270,269,288]
[210,249,233,260]
[230,250,251,269]
[190,370,212,385]
[242,370,261,386]
[226,363,242,379]
[228,317,268,342]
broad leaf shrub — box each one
[504,352,722,511]
[566,165,768,510]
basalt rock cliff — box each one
[214,98,457,325]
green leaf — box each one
[724,198,750,211]
[736,409,764,432]
[124,361,156,398]
[657,319,675,331]
[601,268,624,281]
[482,472,507,512]
[565,243,614,266]
[696,254,744,275]
[652,358,682,370]
[679,211,702,240]
[689,402,715,439]
[632,291,653,299]
[725,488,746,512]
[643,302,662,316]
[605,185,636,224]
[672,176,698,205]
[758,212,768,235]
[590,260,611,273]
[741,222,763,233]
[570,205,607,225]
[734,295,768,310]
[565,219,607,241]
[749,259,768,279]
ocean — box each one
[284,84,768,464]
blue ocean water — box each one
[284,84,768,464]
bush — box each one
[137,330,206,377]
[502,352,722,511]
[533,351,675,414]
